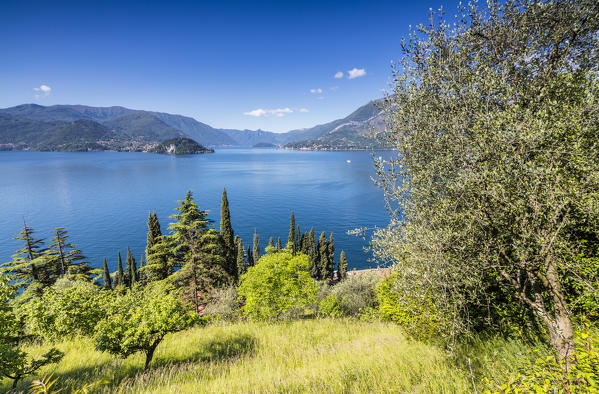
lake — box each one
[0,149,390,272]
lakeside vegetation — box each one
[1,1,599,392]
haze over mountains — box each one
[0,99,386,152]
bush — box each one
[330,273,378,317]
[318,294,343,318]
[376,271,441,341]
[237,250,317,320]
[204,286,241,321]
[493,319,599,393]
[21,279,110,341]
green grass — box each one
[3,319,546,393]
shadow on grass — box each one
[4,333,258,393]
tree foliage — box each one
[374,0,599,354]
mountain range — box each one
[0,99,387,152]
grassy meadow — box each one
[2,318,550,393]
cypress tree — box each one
[124,247,137,287]
[103,258,112,290]
[318,232,328,280]
[139,255,145,285]
[327,233,335,280]
[267,236,275,252]
[253,229,260,265]
[247,245,253,267]
[115,252,124,287]
[236,237,245,278]
[296,225,301,253]
[146,212,162,262]
[308,228,319,279]
[277,237,282,251]
[287,212,295,252]
[338,251,348,281]
[219,188,236,276]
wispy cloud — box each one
[347,68,366,79]
[310,88,322,94]
[299,108,309,113]
[329,86,339,91]
[244,108,293,118]
[33,84,51,99]
[334,71,343,79]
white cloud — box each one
[299,108,309,113]
[347,68,366,79]
[244,108,293,117]
[334,71,343,79]
[33,84,51,98]
[329,86,339,91]
[310,88,322,94]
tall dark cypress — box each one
[102,258,112,290]
[327,233,335,280]
[115,252,124,287]
[338,250,348,281]
[125,247,137,287]
[308,228,319,279]
[295,225,301,253]
[139,255,145,285]
[277,237,282,251]
[287,212,295,252]
[220,188,236,276]
[267,236,275,251]
[247,245,253,267]
[146,212,162,262]
[236,237,245,278]
[253,229,260,265]
[318,232,328,280]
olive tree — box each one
[374,0,599,356]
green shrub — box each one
[491,319,598,393]
[376,271,441,341]
[330,273,378,317]
[237,250,317,320]
[204,286,241,321]
[318,294,343,318]
[22,279,110,341]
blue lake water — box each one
[0,149,390,272]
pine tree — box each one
[47,227,89,281]
[115,252,125,287]
[326,233,335,280]
[247,245,253,267]
[103,258,112,290]
[219,188,237,280]
[287,212,295,252]
[338,251,348,281]
[318,232,328,280]
[0,223,48,289]
[146,212,162,262]
[139,255,146,285]
[277,237,282,251]
[253,229,260,265]
[236,237,246,278]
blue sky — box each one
[0,0,455,132]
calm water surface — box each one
[0,149,390,271]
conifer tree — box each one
[0,223,49,289]
[246,245,253,267]
[308,228,319,279]
[124,247,137,287]
[47,227,89,281]
[219,188,236,279]
[115,252,124,287]
[296,225,301,253]
[326,233,335,280]
[277,237,282,251]
[146,212,162,262]
[103,258,112,290]
[139,255,145,285]
[318,232,328,280]
[253,229,260,265]
[287,212,295,252]
[144,236,174,282]
[236,237,245,278]
[338,251,348,281]
[268,236,275,250]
